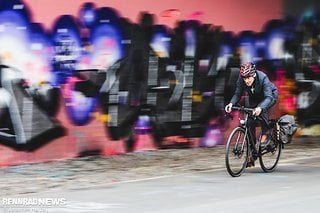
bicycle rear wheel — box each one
[225,127,248,177]
[259,134,281,172]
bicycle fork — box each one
[232,128,246,157]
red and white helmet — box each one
[240,62,256,77]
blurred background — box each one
[0,0,319,166]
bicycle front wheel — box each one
[225,127,248,177]
[259,137,281,172]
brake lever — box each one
[251,109,257,120]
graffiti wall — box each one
[0,0,319,166]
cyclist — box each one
[225,62,278,165]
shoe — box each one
[260,134,270,148]
[246,156,255,168]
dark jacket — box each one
[230,70,278,110]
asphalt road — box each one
[1,152,320,213]
[3,157,320,213]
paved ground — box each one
[0,136,319,196]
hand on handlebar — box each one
[225,103,233,113]
[253,107,262,116]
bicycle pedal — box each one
[246,161,255,168]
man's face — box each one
[242,75,255,87]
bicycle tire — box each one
[225,127,248,177]
[259,131,281,172]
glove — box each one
[225,103,233,113]
[253,107,262,116]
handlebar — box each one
[231,106,255,114]
[225,106,255,120]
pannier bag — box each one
[277,114,298,144]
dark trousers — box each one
[247,110,270,142]
[246,96,276,140]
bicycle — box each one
[225,106,282,177]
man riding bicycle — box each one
[225,62,278,165]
